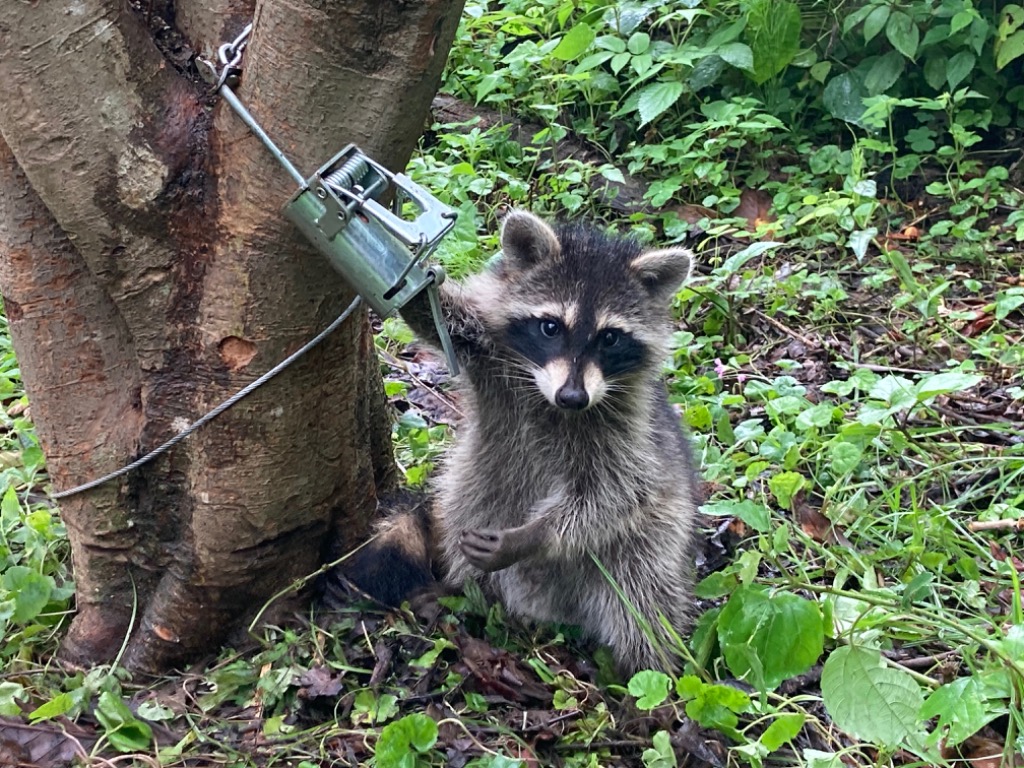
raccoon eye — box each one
[539,319,561,338]
[598,329,620,348]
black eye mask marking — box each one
[505,317,566,366]
[593,328,646,378]
[504,318,648,379]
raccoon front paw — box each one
[459,528,523,573]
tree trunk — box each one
[0,0,464,672]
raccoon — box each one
[344,211,701,673]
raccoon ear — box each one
[629,247,693,301]
[499,210,561,268]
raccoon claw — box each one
[460,528,521,573]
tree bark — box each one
[0,0,464,672]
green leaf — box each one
[847,228,877,260]
[376,714,438,768]
[997,23,1024,70]
[760,712,806,750]
[864,51,905,95]
[946,51,975,90]
[717,42,754,72]
[552,23,596,61]
[717,586,824,692]
[920,675,1008,746]
[996,1,1024,68]
[29,692,76,722]
[996,288,1024,320]
[676,675,751,732]
[810,61,832,82]
[642,730,677,768]
[768,471,805,510]
[886,11,920,59]
[823,72,868,125]
[745,0,801,83]
[2,566,54,624]
[795,403,835,431]
[628,670,672,710]
[828,442,864,475]
[869,375,916,407]
[95,691,153,753]
[701,500,771,532]
[0,682,26,717]
[1,484,20,522]
[627,31,651,55]
[915,372,983,401]
[950,10,975,35]
[863,5,891,42]
[821,646,926,749]
[636,81,684,127]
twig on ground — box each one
[753,310,817,348]
[968,517,1024,532]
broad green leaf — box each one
[863,5,891,42]
[847,228,877,260]
[920,675,1008,746]
[611,51,631,74]
[828,442,863,475]
[823,73,868,125]
[95,691,153,753]
[376,713,438,768]
[745,0,798,83]
[760,712,806,750]
[995,288,1024,320]
[843,4,874,35]
[1,484,20,522]
[0,682,26,717]
[552,23,596,61]
[636,81,684,127]
[575,50,615,73]
[627,31,651,55]
[717,42,754,71]
[676,675,750,732]
[810,61,831,82]
[915,372,983,401]
[946,51,975,90]
[714,241,784,275]
[768,471,805,510]
[950,10,975,35]
[868,375,916,407]
[628,670,672,710]
[864,51,905,95]
[886,11,920,59]
[923,54,947,90]
[701,500,771,532]
[996,30,1024,70]
[642,730,677,768]
[718,586,824,691]
[821,645,925,749]
[29,692,76,722]
[996,3,1024,70]
[2,566,53,624]
[795,403,835,431]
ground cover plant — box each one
[1,0,1023,765]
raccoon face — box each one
[478,211,693,412]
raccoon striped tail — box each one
[321,489,437,611]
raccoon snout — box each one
[555,384,589,410]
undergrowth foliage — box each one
[1,0,1024,766]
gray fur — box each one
[399,212,701,673]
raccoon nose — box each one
[555,385,589,410]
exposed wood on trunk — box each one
[0,0,464,671]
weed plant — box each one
[2,0,1024,765]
